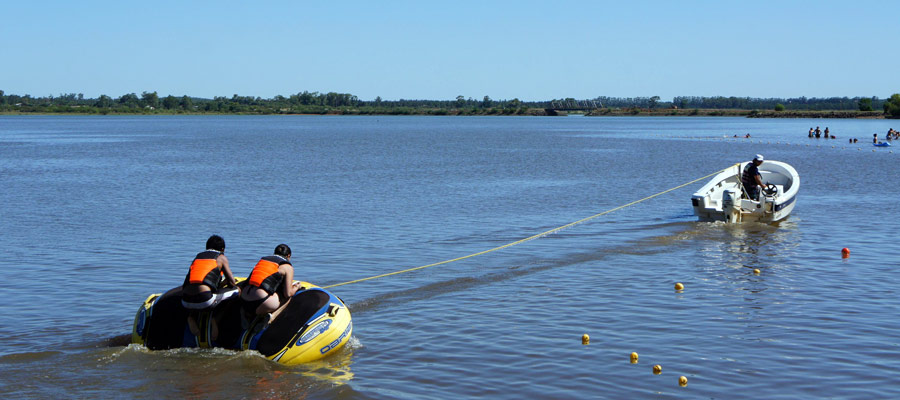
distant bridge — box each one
[546,99,602,115]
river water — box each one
[0,115,897,399]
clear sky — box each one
[2,1,898,101]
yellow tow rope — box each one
[323,164,737,289]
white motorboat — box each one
[691,160,799,223]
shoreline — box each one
[584,108,886,119]
[0,108,890,119]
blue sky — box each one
[2,1,898,101]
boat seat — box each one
[255,289,331,356]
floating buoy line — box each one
[323,164,738,289]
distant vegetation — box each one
[884,94,900,118]
[1,89,898,118]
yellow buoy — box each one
[582,334,590,345]
[653,364,662,374]
[679,376,688,387]
[630,352,639,364]
[674,282,684,291]
[753,269,760,275]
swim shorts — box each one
[181,287,239,310]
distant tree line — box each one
[596,95,888,111]
[1,89,898,117]
[0,90,541,115]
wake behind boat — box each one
[691,160,799,223]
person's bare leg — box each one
[270,282,302,320]
[255,295,281,320]
[269,299,291,321]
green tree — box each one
[884,93,900,118]
[180,95,192,110]
[455,95,465,108]
[481,95,492,109]
[141,91,160,108]
[0,89,6,105]
[119,93,140,107]
[5,94,20,105]
[161,95,178,109]
[95,94,113,108]
[298,91,315,105]
[774,103,785,111]
[858,97,873,111]
[649,95,660,109]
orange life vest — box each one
[247,255,291,295]
[183,250,222,290]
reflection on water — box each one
[696,220,801,268]
[631,219,800,268]
[95,342,357,397]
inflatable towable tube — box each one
[131,279,352,366]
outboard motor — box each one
[722,189,741,223]
[762,184,777,213]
